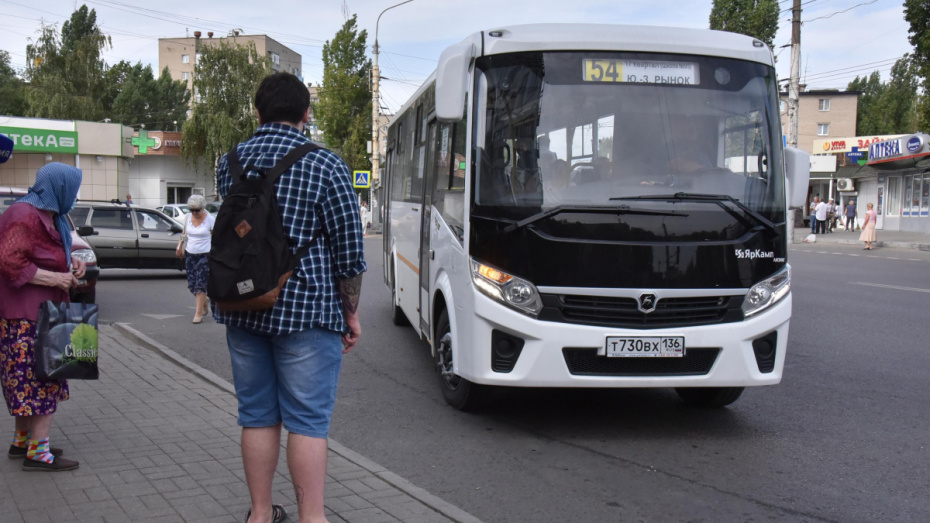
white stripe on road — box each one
[140,314,185,320]
[852,282,930,294]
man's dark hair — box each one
[255,72,310,124]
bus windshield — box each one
[474,51,786,223]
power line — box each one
[804,0,878,22]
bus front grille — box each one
[539,294,744,329]
[562,348,720,376]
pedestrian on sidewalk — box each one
[859,202,877,250]
[810,197,819,234]
[214,73,366,523]
[827,199,838,232]
[178,195,214,324]
[845,199,857,231]
[0,163,83,472]
[815,198,828,234]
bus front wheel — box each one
[675,387,744,408]
[435,309,484,411]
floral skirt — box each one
[186,252,210,294]
[0,318,70,416]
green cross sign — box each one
[132,130,157,154]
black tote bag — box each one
[35,300,99,380]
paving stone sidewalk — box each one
[0,325,481,523]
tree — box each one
[847,55,918,135]
[905,0,930,131]
[709,0,780,52]
[24,5,112,121]
[181,41,270,171]
[315,14,372,176]
[0,50,27,116]
[111,64,189,131]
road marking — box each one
[140,314,185,320]
[852,282,930,294]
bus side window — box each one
[432,120,466,237]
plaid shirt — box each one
[213,123,366,335]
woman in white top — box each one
[177,195,215,323]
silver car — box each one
[71,202,185,270]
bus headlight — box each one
[470,258,542,317]
[742,265,790,318]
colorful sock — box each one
[11,430,28,449]
[26,438,54,463]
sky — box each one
[0,0,914,116]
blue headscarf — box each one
[18,162,83,268]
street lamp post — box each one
[372,0,414,195]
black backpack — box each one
[208,142,320,311]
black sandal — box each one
[245,504,287,523]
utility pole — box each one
[372,1,415,194]
[787,0,801,149]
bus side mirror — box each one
[435,40,475,122]
[784,147,810,209]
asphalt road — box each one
[96,238,930,523]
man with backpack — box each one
[213,72,366,523]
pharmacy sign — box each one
[0,126,79,154]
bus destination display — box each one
[583,59,699,85]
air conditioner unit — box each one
[837,178,854,191]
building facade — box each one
[779,89,859,224]
[0,116,215,210]
[159,32,302,100]
[0,116,134,201]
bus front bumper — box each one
[457,293,792,388]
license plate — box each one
[605,336,685,357]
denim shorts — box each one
[226,325,343,438]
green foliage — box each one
[111,64,189,130]
[0,50,27,116]
[24,6,112,121]
[316,15,372,173]
[181,41,270,171]
[69,323,98,362]
[904,0,930,131]
[19,4,189,128]
[709,0,780,52]
[847,55,919,135]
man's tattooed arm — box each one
[339,273,363,314]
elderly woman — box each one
[176,194,214,323]
[0,163,84,472]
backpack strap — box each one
[264,142,321,185]
[225,142,322,183]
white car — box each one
[157,204,190,220]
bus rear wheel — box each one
[435,309,484,411]
[675,387,744,408]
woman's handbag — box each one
[176,214,189,258]
[35,300,99,380]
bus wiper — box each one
[502,205,687,233]
[611,192,777,233]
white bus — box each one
[382,24,809,410]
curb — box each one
[111,322,482,523]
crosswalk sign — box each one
[353,170,371,188]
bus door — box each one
[418,120,439,335]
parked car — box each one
[0,187,99,304]
[206,201,222,217]
[156,204,190,220]
[70,201,185,270]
